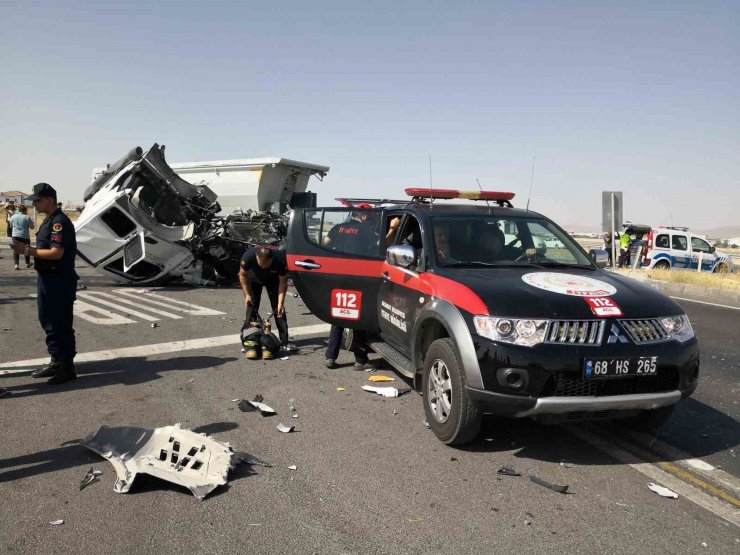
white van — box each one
[643,227,733,273]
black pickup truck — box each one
[285,189,699,445]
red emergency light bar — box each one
[405,188,515,202]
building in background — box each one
[0,190,31,205]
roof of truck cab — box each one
[169,158,330,173]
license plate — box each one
[583,357,658,379]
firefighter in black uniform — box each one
[12,183,78,384]
[323,205,377,370]
[238,246,291,350]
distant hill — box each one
[694,225,740,239]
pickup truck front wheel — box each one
[422,338,482,445]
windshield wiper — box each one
[441,261,500,267]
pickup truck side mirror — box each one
[589,249,609,269]
[386,244,417,268]
[709,246,716,254]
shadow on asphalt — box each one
[4,355,238,398]
[455,398,738,466]
[0,444,98,484]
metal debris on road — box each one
[237,395,276,416]
[81,423,250,500]
[647,482,679,499]
[233,451,272,467]
[151,323,158,328]
[529,475,569,494]
[79,466,103,491]
[276,423,295,433]
[368,375,395,382]
[497,466,521,477]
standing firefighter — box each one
[238,246,291,353]
[12,183,78,384]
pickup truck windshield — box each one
[431,215,594,268]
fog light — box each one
[496,368,529,391]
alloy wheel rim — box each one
[428,358,452,423]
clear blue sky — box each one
[2,0,738,231]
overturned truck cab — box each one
[75,144,328,284]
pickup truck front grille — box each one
[618,319,670,344]
[545,320,605,345]
[540,369,678,397]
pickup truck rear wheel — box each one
[422,338,482,445]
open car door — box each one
[286,207,385,332]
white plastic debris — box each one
[49,519,64,525]
[276,423,295,433]
[647,482,679,499]
[81,423,247,500]
[288,464,297,471]
[361,385,399,398]
[280,356,290,361]
[249,400,276,415]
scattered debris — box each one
[81,423,250,500]
[135,288,152,294]
[151,323,158,328]
[237,395,276,416]
[49,519,64,525]
[276,423,295,433]
[336,387,346,391]
[288,464,297,471]
[423,419,430,428]
[233,451,272,467]
[497,466,521,477]
[188,378,195,383]
[484,438,494,442]
[647,482,678,499]
[368,375,395,382]
[392,409,398,416]
[529,475,569,494]
[450,457,458,462]
[79,466,103,491]
[361,385,409,397]
[559,460,574,468]
[280,356,290,361]
[701,542,708,548]
[231,399,241,403]
[76,284,88,291]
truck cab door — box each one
[285,207,384,332]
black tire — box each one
[620,404,676,432]
[713,263,729,274]
[422,338,482,445]
[653,260,670,270]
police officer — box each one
[238,246,291,349]
[12,183,78,384]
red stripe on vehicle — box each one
[289,254,489,315]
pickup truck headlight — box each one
[473,316,549,347]
[660,314,695,342]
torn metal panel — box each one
[76,144,329,285]
[81,424,241,500]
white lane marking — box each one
[686,458,716,472]
[0,323,331,375]
[568,426,740,527]
[114,289,225,315]
[78,291,182,320]
[670,296,740,311]
[74,298,136,325]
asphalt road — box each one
[1,263,738,553]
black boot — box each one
[47,360,77,385]
[32,359,61,378]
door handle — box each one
[381,271,390,280]
[294,260,321,270]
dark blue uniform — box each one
[35,209,78,361]
[240,247,289,345]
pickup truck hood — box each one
[435,267,684,319]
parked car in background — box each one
[641,226,734,273]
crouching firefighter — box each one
[238,246,291,350]
[12,183,78,384]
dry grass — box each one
[618,268,740,292]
